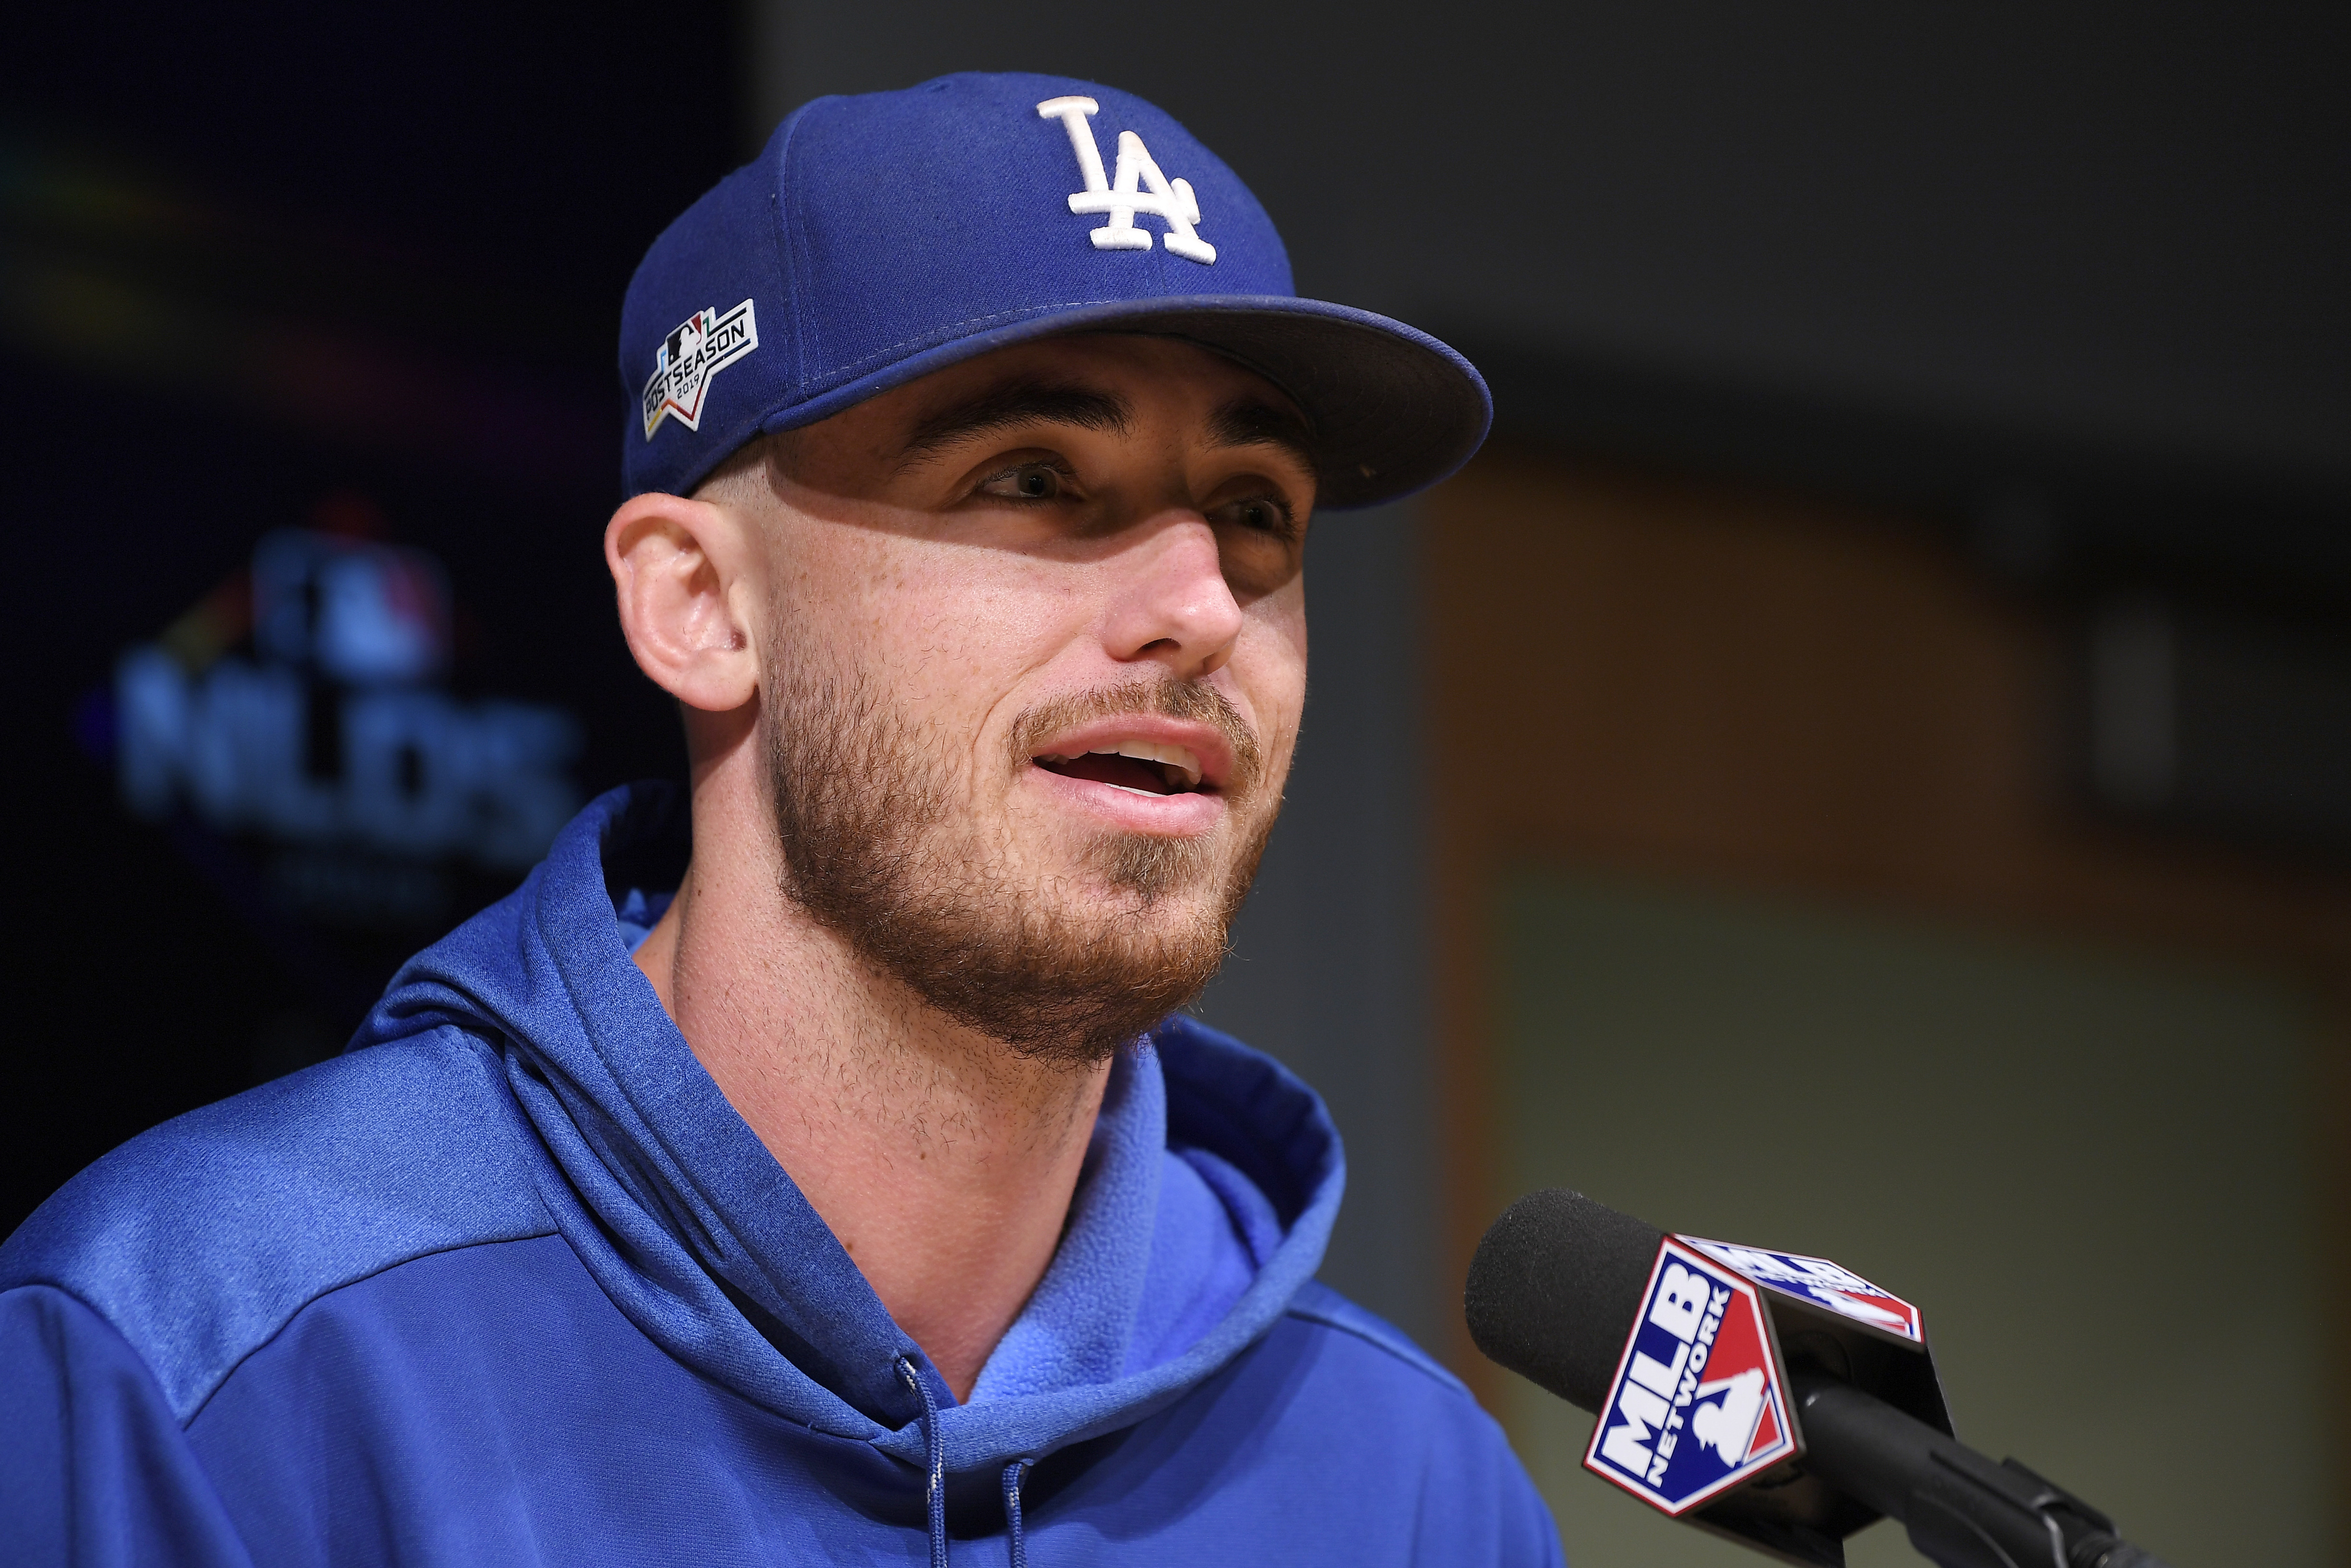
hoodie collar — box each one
[353,783,1344,1474]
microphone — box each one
[1465,1189,2172,1568]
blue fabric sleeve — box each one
[0,1284,255,1568]
[1504,1442,1571,1567]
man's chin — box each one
[1086,828,1230,907]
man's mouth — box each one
[1033,741,1206,797]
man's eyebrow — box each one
[1207,396,1319,477]
[895,381,1133,470]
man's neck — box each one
[630,775,1110,1401]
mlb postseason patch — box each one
[1685,1238,1924,1344]
[641,298,759,439]
[1583,1239,1797,1515]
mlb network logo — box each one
[1583,1240,1796,1515]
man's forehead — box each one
[884,334,1317,469]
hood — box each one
[350,783,1344,1480]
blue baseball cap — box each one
[619,72,1488,510]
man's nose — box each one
[1098,514,1246,680]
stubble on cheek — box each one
[761,636,1287,1064]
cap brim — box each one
[760,295,1490,511]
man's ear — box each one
[604,491,760,713]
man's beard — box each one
[762,662,1279,1066]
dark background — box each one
[0,3,739,1232]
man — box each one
[1,74,1559,1565]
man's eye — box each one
[1219,496,1296,537]
[979,462,1066,501]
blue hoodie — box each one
[0,785,1561,1566]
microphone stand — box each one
[1792,1372,2172,1568]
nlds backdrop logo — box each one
[1584,1240,1796,1514]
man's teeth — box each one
[1096,741,1202,789]
[1044,740,1205,791]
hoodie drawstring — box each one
[896,1356,949,1568]
[895,1357,1038,1567]
[1001,1459,1034,1568]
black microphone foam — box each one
[1464,1188,1661,1413]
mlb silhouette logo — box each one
[1583,1239,1798,1515]
[1685,1238,1924,1344]
[251,531,452,685]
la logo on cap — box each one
[1037,97,1217,264]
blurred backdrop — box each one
[3,4,2346,1565]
